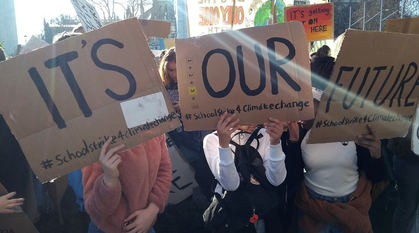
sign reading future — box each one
[176,22,314,131]
[308,29,419,144]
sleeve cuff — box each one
[269,141,285,161]
[218,147,234,166]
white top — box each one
[203,129,287,195]
[301,129,359,197]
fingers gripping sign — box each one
[264,117,285,145]
[0,192,24,214]
[100,138,125,187]
[216,112,240,148]
[356,124,381,159]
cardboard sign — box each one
[0,183,39,233]
[70,0,103,32]
[294,0,309,5]
[165,135,198,205]
[138,19,171,38]
[385,17,419,34]
[164,38,175,49]
[19,36,49,55]
[285,3,334,41]
[307,29,419,144]
[186,0,256,36]
[176,22,314,131]
[0,18,180,183]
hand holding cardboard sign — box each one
[264,118,285,146]
[0,192,24,214]
[216,112,240,148]
[287,121,300,142]
[99,138,125,188]
[355,124,382,159]
[122,202,159,233]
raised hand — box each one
[216,112,240,148]
[99,138,125,187]
[356,124,381,159]
[264,118,285,145]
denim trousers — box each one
[88,220,156,233]
[297,186,351,233]
[393,155,419,233]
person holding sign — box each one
[203,112,288,233]
[160,47,214,201]
[82,136,172,233]
[293,88,386,233]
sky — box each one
[14,0,77,44]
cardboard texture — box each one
[70,0,103,32]
[138,19,171,38]
[307,29,419,144]
[164,38,175,49]
[0,183,39,233]
[165,135,198,205]
[384,17,419,34]
[0,18,180,183]
[176,22,314,131]
[285,3,334,41]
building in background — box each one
[0,0,19,56]
[176,0,188,38]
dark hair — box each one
[316,45,331,58]
[0,47,6,62]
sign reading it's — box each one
[285,3,334,41]
[0,18,180,182]
[308,29,419,144]
[176,22,314,131]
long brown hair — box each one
[159,47,176,88]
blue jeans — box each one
[393,155,419,233]
[297,187,351,233]
[88,220,156,233]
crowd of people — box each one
[0,21,418,233]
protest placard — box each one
[165,135,198,205]
[385,16,419,34]
[176,21,313,131]
[0,18,180,182]
[19,36,49,55]
[307,29,419,144]
[385,17,419,155]
[285,3,334,41]
[0,183,39,233]
[186,0,286,36]
[138,19,171,38]
[70,0,103,32]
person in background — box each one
[388,133,419,233]
[160,47,214,201]
[310,45,335,91]
[292,88,386,233]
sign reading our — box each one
[384,16,419,34]
[176,22,314,131]
[0,18,180,182]
[285,3,334,41]
[307,29,419,144]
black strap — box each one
[229,127,262,150]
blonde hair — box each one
[159,47,176,89]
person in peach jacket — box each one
[82,136,172,233]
